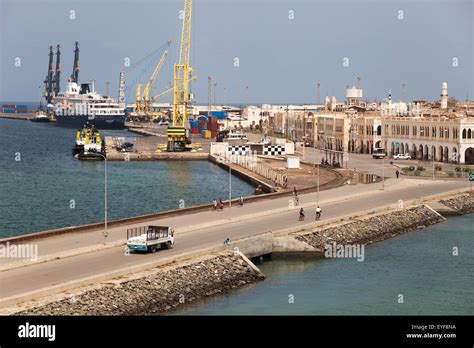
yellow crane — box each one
[153,76,197,101]
[167,0,193,151]
[134,41,170,115]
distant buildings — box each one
[238,81,474,164]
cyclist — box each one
[299,207,305,221]
[315,206,322,220]
[213,199,218,210]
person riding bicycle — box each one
[315,206,322,220]
[239,196,244,207]
[213,199,218,210]
[299,207,305,221]
[219,199,224,210]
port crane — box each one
[135,41,170,115]
[167,0,193,151]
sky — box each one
[0,0,472,104]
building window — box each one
[413,126,417,136]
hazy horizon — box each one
[1,0,472,104]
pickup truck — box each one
[393,153,412,160]
[127,225,175,253]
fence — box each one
[218,151,288,188]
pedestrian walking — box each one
[396,170,400,179]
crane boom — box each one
[142,48,168,112]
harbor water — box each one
[0,119,255,237]
[175,215,473,315]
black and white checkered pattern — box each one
[227,145,249,156]
[263,145,285,156]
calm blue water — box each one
[0,119,255,237]
[176,215,473,315]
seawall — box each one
[295,205,445,251]
[16,251,264,315]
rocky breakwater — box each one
[295,205,445,249]
[439,193,474,215]
[18,252,264,315]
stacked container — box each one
[207,115,218,139]
[190,120,199,134]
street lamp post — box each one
[229,155,232,220]
[96,153,108,241]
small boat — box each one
[77,151,105,161]
[73,124,106,160]
[30,112,50,123]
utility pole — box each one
[317,163,320,204]
[302,107,306,161]
[105,81,110,97]
[229,155,232,220]
[317,82,320,106]
[96,154,108,242]
[382,155,385,190]
[208,76,212,117]
[214,82,217,105]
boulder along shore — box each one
[17,252,264,315]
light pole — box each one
[382,155,385,190]
[228,154,233,220]
[96,153,108,241]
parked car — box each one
[393,153,412,160]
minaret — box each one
[440,82,448,110]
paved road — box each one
[0,177,468,301]
[297,146,417,178]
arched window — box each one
[468,129,472,139]
[463,129,467,139]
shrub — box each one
[462,168,470,173]
[408,166,415,171]
[447,172,454,177]
[455,167,461,172]
[414,170,421,176]
[435,165,442,171]
[401,167,410,173]
[416,166,425,172]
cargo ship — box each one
[53,79,126,129]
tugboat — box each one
[30,111,50,123]
[73,124,106,160]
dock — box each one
[0,113,34,121]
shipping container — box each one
[3,108,15,113]
[15,105,28,108]
[15,109,28,113]
[2,104,15,108]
